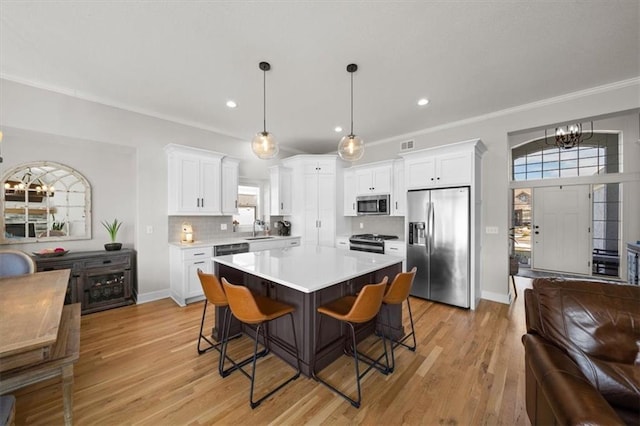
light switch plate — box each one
[221,223,227,230]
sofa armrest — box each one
[523,334,625,426]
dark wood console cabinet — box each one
[32,249,137,315]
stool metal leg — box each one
[313,316,390,408]
[197,300,216,354]
[248,315,301,409]
[219,309,268,378]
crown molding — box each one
[368,76,640,148]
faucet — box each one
[253,219,264,237]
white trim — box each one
[135,289,171,304]
[368,77,640,147]
[481,290,510,305]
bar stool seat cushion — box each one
[317,295,356,320]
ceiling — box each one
[1,1,638,155]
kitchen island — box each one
[212,245,403,377]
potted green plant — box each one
[102,218,123,251]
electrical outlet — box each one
[146,226,153,234]
[485,226,499,234]
[221,223,227,230]
[359,222,364,229]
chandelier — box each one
[545,121,593,149]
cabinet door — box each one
[405,157,436,189]
[343,170,357,216]
[317,174,335,247]
[185,258,210,298]
[199,159,221,214]
[176,156,201,213]
[303,174,319,246]
[268,283,305,350]
[392,160,406,216]
[221,159,239,215]
[355,169,373,195]
[270,167,292,215]
[436,152,472,186]
[371,166,392,194]
[336,236,350,250]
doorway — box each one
[532,185,591,275]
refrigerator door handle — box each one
[426,202,431,255]
[429,201,435,253]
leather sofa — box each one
[522,278,640,425]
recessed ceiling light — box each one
[334,126,343,132]
[417,98,429,106]
[226,100,237,108]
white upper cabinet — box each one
[392,159,406,216]
[270,166,293,215]
[343,169,357,216]
[403,145,474,189]
[355,164,392,195]
[221,157,239,215]
[165,144,237,216]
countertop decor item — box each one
[337,63,364,162]
[101,218,122,251]
[32,249,69,258]
[251,61,278,159]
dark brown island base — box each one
[212,246,403,377]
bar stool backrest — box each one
[347,277,388,323]
[197,269,227,306]
[221,278,265,324]
[383,267,417,305]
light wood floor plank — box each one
[10,278,532,425]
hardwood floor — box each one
[12,277,532,425]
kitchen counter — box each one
[212,245,402,293]
[169,235,300,249]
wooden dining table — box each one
[0,269,80,425]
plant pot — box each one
[104,242,122,251]
[509,255,519,276]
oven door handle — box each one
[349,243,384,253]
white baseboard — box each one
[481,290,510,305]
[136,289,171,304]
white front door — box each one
[532,185,591,275]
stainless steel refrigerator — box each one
[407,187,470,308]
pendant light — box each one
[338,63,364,162]
[251,61,279,160]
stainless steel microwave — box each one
[356,194,390,215]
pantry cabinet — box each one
[282,155,342,248]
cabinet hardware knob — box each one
[281,202,283,209]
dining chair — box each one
[0,250,35,277]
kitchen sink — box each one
[245,236,275,240]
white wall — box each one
[357,79,639,302]
[1,77,638,304]
[0,79,280,300]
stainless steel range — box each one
[349,234,398,254]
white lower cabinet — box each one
[169,245,213,306]
[385,241,407,271]
[336,236,350,250]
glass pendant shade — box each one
[252,131,278,159]
[338,134,364,162]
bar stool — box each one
[221,278,301,409]
[379,267,418,372]
[312,277,390,408]
[196,269,264,377]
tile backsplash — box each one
[168,215,287,242]
[349,216,404,238]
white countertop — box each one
[169,235,300,248]
[212,245,402,293]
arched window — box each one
[1,161,91,243]
[512,133,619,181]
